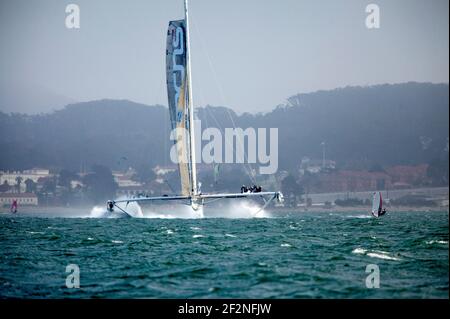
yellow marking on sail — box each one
[175,71,191,196]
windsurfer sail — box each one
[11,199,18,214]
[371,192,386,217]
[106,0,283,215]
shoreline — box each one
[0,205,448,216]
[272,205,449,213]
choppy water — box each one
[0,210,448,298]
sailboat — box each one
[10,199,18,214]
[106,0,283,217]
[371,191,386,217]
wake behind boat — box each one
[106,0,283,217]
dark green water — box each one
[0,211,448,298]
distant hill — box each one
[266,82,449,170]
[0,83,448,174]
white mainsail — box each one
[371,192,383,217]
[165,0,198,197]
[166,19,191,196]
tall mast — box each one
[184,0,198,196]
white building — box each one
[0,168,51,192]
[153,165,177,176]
[153,165,177,184]
[113,169,143,188]
[0,193,39,206]
[299,157,336,175]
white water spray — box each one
[139,200,269,219]
[90,198,270,219]
[90,196,144,218]
[203,200,271,218]
[141,204,203,219]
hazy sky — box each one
[0,0,448,113]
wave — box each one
[352,248,367,254]
[143,205,203,219]
[346,214,372,219]
[352,247,401,261]
[366,252,401,261]
[425,240,448,245]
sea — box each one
[0,204,448,299]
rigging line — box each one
[191,19,257,186]
[203,104,257,185]
[189,18,252,182]
[191,64,223,182]
[160,0,172,195]
[206,107,256,185]
[159,65,169,169]
[197,98,215,176]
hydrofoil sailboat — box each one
[106,0,283,217]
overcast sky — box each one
[0,0,448,114]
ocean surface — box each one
[0,208,448,298]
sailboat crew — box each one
[107,200,114,212]
[241,185,262,193]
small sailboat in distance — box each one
[371,191,386,217]
[106,0,283,217]
[10,199,18,214]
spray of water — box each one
[140,200,268,219]
[142,204,204,219]
[206,200,270,218]
[90,198,269,219]
[89,197,144,218]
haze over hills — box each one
[0,80,77,114]
[0,82,448,177]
